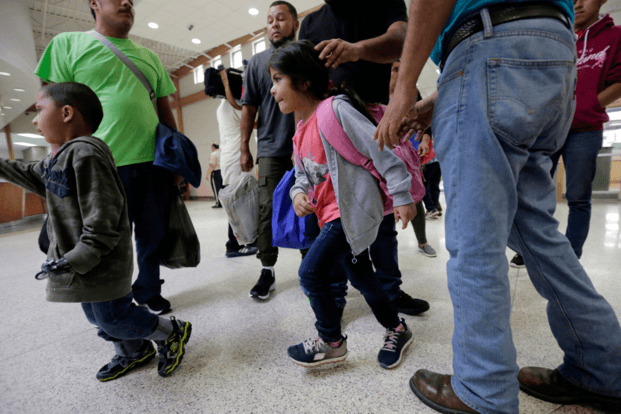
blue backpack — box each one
[272,169,311,249]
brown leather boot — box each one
[409,369,480,414]
[518,366,621,410]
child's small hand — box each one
[394,203,416,229]
[293,193,315,217]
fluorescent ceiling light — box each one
[3,106,12,110]
[13,142,38,147]
[248,7,259,15]
[10,98,20,102]
[18,133,45,139]
[148,22,159,29]
[0,72,10,76]
[192,38,201,44]
[13,88,25,92]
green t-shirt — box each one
[35,32,176,167]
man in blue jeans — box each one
[376,1,621,413]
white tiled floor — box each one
[0,198,619,414]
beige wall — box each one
[177,40,259,197]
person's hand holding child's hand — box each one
[394,202,416,229]
[293,193,315,217]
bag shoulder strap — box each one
[316,96,370,168]
[85,30,155,103]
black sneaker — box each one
[96,341,156,382]
[378,319,414,369]
[249,268,275,300]
[510,254,525,268]
[226,245,258,258]
[156,316,192,377]
[138,295,172,315]
[391,291,430,316]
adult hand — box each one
[240,148,254,172]
[293,193,315,217]
[315,39,361,69]
[394,203,416,230]
[373,87,418,151]
[398,93,436,138]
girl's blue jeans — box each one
[298,218,400,343]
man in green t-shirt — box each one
[35,0,178,315]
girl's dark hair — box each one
[212,143,219,149]
[268,40,377,126]
[42,82,104,133]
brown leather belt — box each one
[442,2,572,69]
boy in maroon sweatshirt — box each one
[512,0,621,268]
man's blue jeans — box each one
[550,130,604,258]
[432,12,621,414]
[117,162,173,304]
[298,219,400,342]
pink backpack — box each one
[316,96,425,214]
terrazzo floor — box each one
[1,196,620,414]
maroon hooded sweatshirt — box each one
[572,13,621,132]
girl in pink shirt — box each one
[268,40,416,369]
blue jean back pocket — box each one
[487,58,575,147]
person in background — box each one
[240,1,298,300]
[512,0,621,268]
[413,131,438,257]
[0,83,192,382]
[375,0,621,412]
[35,0,179,315]
[213,69,258,258]
[420,131,443,220]
[207,143,222,208]
[390,60,438,258]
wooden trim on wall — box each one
[172,78,184,133]
[4,123,14,161]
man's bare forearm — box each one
[157,95,178,130]
[598,83,621,108]
[241,105,258,152]
[396,0,457,94]
[357,21,407,64]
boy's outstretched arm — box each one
[0,158,46,197]
[63,155,125,275]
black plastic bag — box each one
[159,188,200,268]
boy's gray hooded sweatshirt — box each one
[290,95,413,255]
[0,137,132,303]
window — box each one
[253,38,266,55]
[193,64,204,84]
[230,46,243,69]
[212,55,222,69]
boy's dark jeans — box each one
[256,157,292,267]
[82,293,159,355]
[299,219,400,342]
[117,162,173,304]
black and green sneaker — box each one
[96,341,156,382]
[156,316,192,377]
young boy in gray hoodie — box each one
[0,82,192,381]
